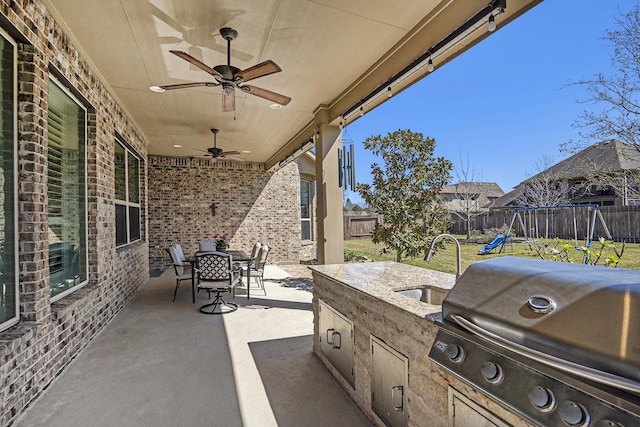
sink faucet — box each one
[425,233,462,282]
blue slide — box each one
[478,234,506,255]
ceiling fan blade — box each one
[241,85,291,106]
[235,60,281,83]
[158,82,218,90]
[222,150,241,156]
[222,88,236,112]
[169,50,224,78]
[222,155,245,162]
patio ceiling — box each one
[42,0,541,169]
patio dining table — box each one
[189,250,253,302]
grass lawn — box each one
[344,236,640,276]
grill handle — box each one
[450,313,640,395]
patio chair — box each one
[233,242,261,290]
[249,242,262,260]
[241,244,270,295]
[172,243,188,262]
[199,239,217,252]
[194,251,240,314]
[167,247,193,302]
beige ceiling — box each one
[43,0,540,168]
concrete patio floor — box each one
[14,265,372,427]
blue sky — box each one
[342,1,633,206]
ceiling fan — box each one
[198,128,244,161]
[150,27,291,112]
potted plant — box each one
[213,234,228,252]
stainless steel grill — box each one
[428,256,640,427]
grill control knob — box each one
[445,344,464,362]
[527,385,555,411]
[480,361,503,383]
[559,400,589,426]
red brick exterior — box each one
[0,2,148,425]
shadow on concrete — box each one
[249,335,372,427]
[236,295,312,312]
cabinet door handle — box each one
[331,331,342,349]
[391,385,404,412]
[326,328,335,345]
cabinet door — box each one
[318,300,355,386]
[371,336,408,427]
[330,307,354,386]
[318,300,335,356]
[449,387,511,427]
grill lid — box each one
[442,256,640,383]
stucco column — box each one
[315,122,344,264]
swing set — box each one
[499,204,617,263]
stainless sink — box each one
[396,287,448,305]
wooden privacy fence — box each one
[449,206,640,243]
[343,212,383,240]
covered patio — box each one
[42,0,542,268]
[14,266,372,427]
[0,1,542,425]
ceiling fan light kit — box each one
[150,27,291,112]
[221,83,235,111]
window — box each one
[115,137,141,246]
[47,79,88,299]
[301,180,311,240]
[0,30,17,332]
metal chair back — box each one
[255,245,270,272]
[196,252,238,288]
[199,239,217,252]
[250,242,262,260]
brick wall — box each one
[0,1,149,425]
[148,156,302,270]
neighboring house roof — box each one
[527,139,640,181]
[492,186,524,208]
[493,139,640,208]
[441,182,505,198]
[441,182,505,211]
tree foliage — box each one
[356,129,452,262]
[565,4,640,151]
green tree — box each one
[356,129,452,262]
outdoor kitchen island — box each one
[310,261,534,427]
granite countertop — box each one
[310,261,456,318]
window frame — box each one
[115,135,141,247]
[48,76,89,302]
[0,28,18,332]
[300,179,312,241]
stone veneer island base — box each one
[310,261,535,427]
